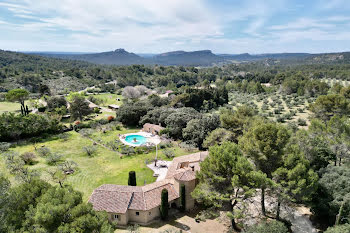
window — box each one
[136,212,139,216]
[149,211,151,216]
[114,214,119,220]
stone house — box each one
[88,151,208,225]
[142,123,165,135]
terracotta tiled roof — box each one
[89,152,208,214]
[88,185,139,213]
[89,180,179,213]
[173,170,197,181]
[165,151,208,179]
[143,123,165,132]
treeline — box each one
[2,50,350,96]
[0,113,62,141]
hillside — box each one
[28,49,350,66]
[152,50,224,66]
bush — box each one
[0,142,11,152]
[158,141,172,149]
[46,153,63,165]
[162,149,175,159]
[83,146,97,157]
[107,116,114,122]
[297,118,307,126]
[93,107,100,114]
[20,152,36,165]
[37,147,51,157]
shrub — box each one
[107,116,114,122]
[37,147,51,157]
[120,146,135,156]
[4,152,24,174]
[20,152,36,165]
[0,142,11,152]
[158,141,172,149]
[46,153,63,165]
[93,107,100,114]
[162,149,175,159]
[297,118,307,126]
[83,146,97,157]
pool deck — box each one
[119,131,161,147]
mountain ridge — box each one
[23,49,350,66]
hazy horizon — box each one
[0,0,349,54]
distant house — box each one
[89,151,208,225]
[142,123,164,135]
[108,104,120,110]
[88,102,99,109]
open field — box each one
[0,101,21,114]
[1,127,195,201]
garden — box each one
[0,124,195,201]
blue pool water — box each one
[125,135,147,146]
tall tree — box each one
[272,145,318,219]
[69,96,92,120]
[6,88,29,113]
[128,171,137,186]
[160,189,169,220]
[310,94,350,122]
[182,114,220,149]
[239,121,290,216]
[192,142,268,230]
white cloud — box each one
[0,0,349,53]
[269,18,333,30]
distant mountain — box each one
[35,49,149,65]
[220,53,311,61]
[153,50,224,66]
[26,49,350,66]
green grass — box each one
[0,101,21,113]
[1,128,194,201]
[91,93,123,107]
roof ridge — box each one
[128,192,135,209]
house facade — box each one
[88,151,208,225]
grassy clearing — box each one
[92,93,123,107]
[0,101,21,114]
[1,128,195,201]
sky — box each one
[0,0,350,54]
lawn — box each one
[92,93,123,107]
[0,101,21,114]
[1,127,195,201]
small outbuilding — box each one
[143,123,165,135]
[108,104,120,110]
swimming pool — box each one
[124,134,148,146]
